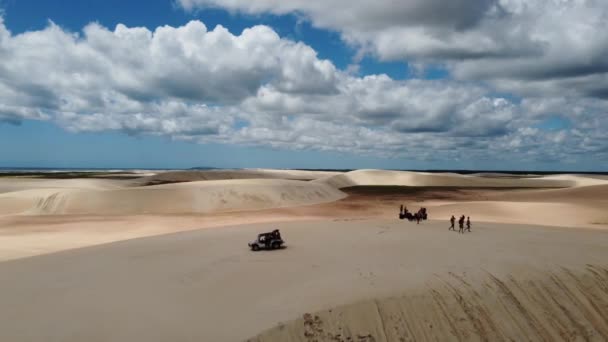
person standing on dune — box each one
[449,215,455,231]
[458,215,465,234]
[466,217,471,232]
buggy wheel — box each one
[271,242,280,249]
[251,244,260,251]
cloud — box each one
[178,0,608,100]
[0,18,335,124]
[0,104,48,124]
[242,75,518,136]
[178,0,498,32]
[176,0,534,61]
[0,19,335,109]
[0,18,606,165]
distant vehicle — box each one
[399,207,428,221]
[248,229,284,251]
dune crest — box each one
[315,169,594,189]
[0,178,125,194]
[2,170,606,224]
[0,179,346,215]
[249,265,608,342]
[136,169,341,185]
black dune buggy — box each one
[248,229,284,251]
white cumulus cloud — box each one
[0,17,606,165]
[179,0,608,99]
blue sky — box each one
[0,0,407,169]
[2,0,347,66]
[0,0,606,170]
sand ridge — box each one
[135,168,341,185]
[0,177,128,194]
[314,169,604,189]
[0,178,347,215]
[2,169,606,217]
[250,265,608,341]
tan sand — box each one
[0,170,607,261]
[0,220,607,342]
[0,169,607,341]
[0,178,346,215]
[314,169,589,188]
[135,168,341,185]
[0,177,128,194]
[2,169,605,218]
[425,201,607,227]
[251,265,608,341]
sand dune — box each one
[0,178,346,215]
[2,170,605,218]
[543,174,608,187]
[1,170,607,341]
[315,169,585,189]
[487,183,608,202]
[243,169,343,180]
[1,170,606,260]
[424,201,608,228]
[0,177,127,194]
[136,169,341,185]
[419,181,608,227]
[1,220,607,342]
[310,170,608,228]
[251,265,608,341]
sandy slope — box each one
[1,170,606,217]
[0,169,344,216]
[426,201,608,228]
[422,181,608,227]
[315,169,583,188]
[0,220,607,342]
[0,177,127,194]
[251,265,608,341]
[312,170,608,228]
[136,169,341,185]
[0,178,346,215]
[486,183,608,202]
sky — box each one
[0,0,607,170]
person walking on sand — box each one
[458,215,465,234]
[466,217,471,232]
[449,215,455,230]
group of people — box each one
[449,215,471,233]
[397,205,471,233]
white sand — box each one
[1,169,607,259]
[0,178,346,215]
[314,169,594,188]
[0,169,607,341]
[0,220,607,341]
[135,168,341,185]
[3,169,605,218]
[0,177,127,194]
